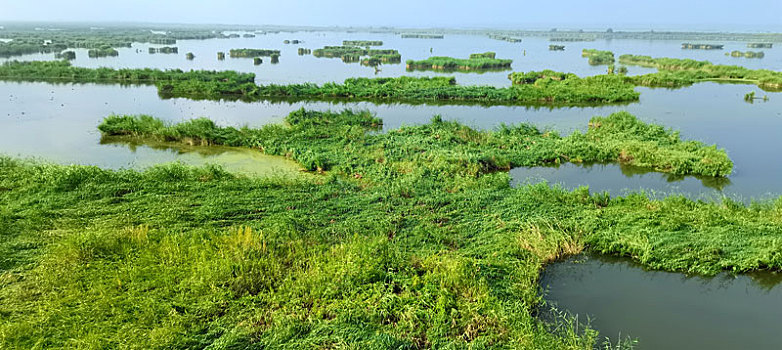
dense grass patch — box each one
[619,54,782,90]
[98,109,731,177]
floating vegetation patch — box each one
[343,40,382,46]
[406,54,512,72]
[87,47,118,58]
[581,49,615,65]
[313,46,400,65]
[681,43,724,50]
[253,57,262,65]
[549,45,565,51]
[185,52,195,60]
[242,34,255,38]
[488,34,522,42]
[469,52,496,59]
[229,48,281,58]
[727,50,764,58]
[0,61,641,105]
[400,34,444,39]
[148,46,178,54]
[217,51,225,60]
[270,54,279,64]
[54,50,75,60]
[283,40,301,44]
[747,43,772,48]
[619,54,782,90]
[297,48,311,55]
[550,37,595,42]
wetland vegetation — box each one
[228,48,281,58]
[581,49,615,65]
[1,106,773,349]
[405,55,513,72]
[619,54,782,90]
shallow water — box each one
[540,254,782,349]
[2,79,780,199]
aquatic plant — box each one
[619,54,782,90]
[54,50,76,60]
[681,43,724,50]
[228,48,281,58]
[727,50,764,58]
[581,49,615,65]
[185,52,195,60]
[400,34,444,39]
[87,46,119,58]
[549,45,565,51]
[747,43,772,48]
[488,34,522,42]
[217,51,225,60]
[0,61,640,105]
[253,57,262,65]
[343,40,383,46]
[406,55,512,72]
[148,46,178,54]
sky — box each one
[0,0,780,32]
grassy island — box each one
[406,55,513,72]
[681,43,724,50]
[343,40,383,46]
[148,46,178,54]
[619,54,782,90]
[229,49,281,58]
[727,50,764,58]
[0,61,640,105]
[88,47,119,58]
[401,34,444,39]
[581,49,615,65]
[488,34,522,42]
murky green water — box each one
[541,254,782,349]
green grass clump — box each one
[87,46,119,58]
[228,48,281,58]
[581,49,615,65]
[469,52,497,59]
[406,55,513,72]
[343,40,383,46]
[98,109,731,177]
[619,54,782,90]
[0,107,774,349]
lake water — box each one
[541,254,782,349]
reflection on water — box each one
[510,162,733,200]
[540,254,782,350]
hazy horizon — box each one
[1,0,780,32]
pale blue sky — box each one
[1,0,780,31]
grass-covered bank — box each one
[0,109,778,349]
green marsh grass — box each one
[0,108,777,349]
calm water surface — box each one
[541,254,782,349]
